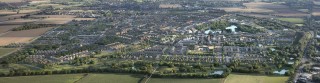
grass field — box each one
[0,73,290,83]
[0,73,141,83]
[277,18,304,24]
[147,78,223,83]
[224,74,288,83]
[0,48,16,57]
[0,74,84,83]
[77,73,141,83]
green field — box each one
[147,78,224,83]
[224,74,289,83]
[0,73,142,83]
[0,48,17,57]
[277,18,304,24]
[77,73,141,83]
[0,73,290,83]
[0,74,84,83]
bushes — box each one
[12,23,51,31]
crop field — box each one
[147,78,223,83]
[74,18,96,21]
[0,19,39,25]
[277,18,304,24]
[36,4,61,7]
[36,18,74,24]
[0,25,20,33]
[0,10,40,15]
[0,37,34,46]
[0,10,18,15]
[312,9,320,16]
[0,0,25,3]
[30,15,76,18]
[0,48,17,57]
[1,27,53,37]
[0,14,27,22]
[243,2,288,9]
[69,10,95,13]
[241,14,275,18]
[224,74,288,83]
[218,8,273,13]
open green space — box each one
[147,78,224,83]
[277,18,304,24]
[77,73,141,83]
[224,74,288,83]
[0,73,290,83]
[0,48,17,57]
[0,73,142,83]
[0,74,84,83]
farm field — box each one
[243,2,288,9]
[224,74,289,83]
[0,25,20,33]
[0,73,290,83]
[0,74,84,83]
[0,10,40,15]
[147,78,223,83]
[29,15,76,18]
[241,14,274,18]
[77,73,142,83]
[0,0,25,3]
[218,8,273,13]
[36,18,74,24]
[0,37,34,46]
[0,73,142,83]
[0,19,39,25]
[312,9,320,16]
[0,14,27,22]
[1,27,53,37]
[277,18,304,24]
[74,18,96,21]
[0,48,17,57]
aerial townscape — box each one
[0,0,320,83]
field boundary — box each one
[73,74,88,83]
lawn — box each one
[277,18,304,24]
[224,74,288,83]
[0,48,17,57]
[0,74,84,83]
[76,73,142,83]
[147,78,223,83]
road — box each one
[144,65,159,83]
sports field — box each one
[277,18,304,24]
